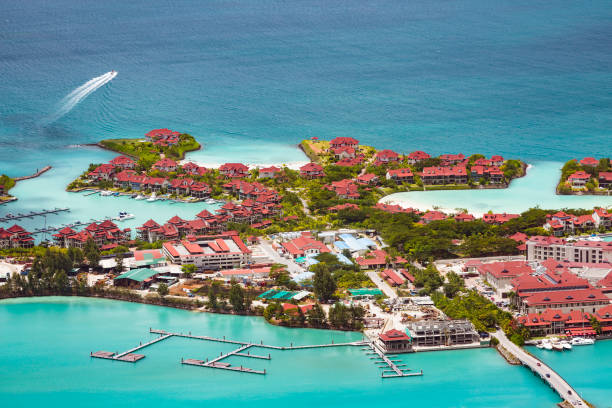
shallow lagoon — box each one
[0,297,561,408]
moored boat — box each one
[570,337,595,346]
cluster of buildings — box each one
[144,128,181,147]
[53,220,131,250]
[543,208,611,236]
[377,320,481,353]
[526,236,612,264]
[0,225,34,248]
[564,157,612,190]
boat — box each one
[541,339,553,350]
[134,194,144,200]
[552,342,564,351]
[146,192,157,202]
[131,194,137,198]
[205,198,216,204]
[570,337,595,346]
[100,190,113,196]
[560,341,572,350]
[114,211,135,221]
[536,343,544,349]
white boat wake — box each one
[43,71,117,124]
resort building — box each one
[378,329,413,353]
[53,220,131,249]
[421,211,447,224]
[526,236,612,264]
[470,165,504,184]
[258,166,281,179]
[406,151,430,165]
[0,225,34,248]
[356,173,379,185]
[182,162,208,176]
[109,155,135,169]
[475,260,533,293]
[329,137,359,149]
[152,158,178,172]
[328,203,360,212]
[599,172,612,189]
[219,163,249,178]
[355,249,407,270]
[386,168,414,184]
[299,163,325,179]
[333,233,377,256]
[517,308,599,337]
[420,166,467,185]
[517,288,609,314]
[373,149,400,166]
[567,171,591,188]
[375,202,420,215]
[454,213,475,222]
[481,213,519,225]
[439,153,465,166]
[579,157,599,167]
[162,232,251,271]
[406,320,479,347]
[280,233,330,258]
[145,128,181,145]
[324,179,360,199]
[332,146,356,160]
[88,163,115,181]
[335,157,364,167]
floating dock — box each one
[0,207,69,223]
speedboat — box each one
[542,339,553,350]
[570,337,595,346]
[100,190,113,196]
[146,192,157,202]
[536,343,545,349]
[560,341,572,350]
[205,198,216,204]
[114,211,135,221]
[552,342,564,351]
[134,194,144,200]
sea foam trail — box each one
[44,71,117,124]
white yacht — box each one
[570,337,595,346]
[552,342,564,351]
[134,194,144,200]
[560,341,572,350]
[100,190,113,196]
[147,192,157,202]
[114,211,135,221]
[205,198,216,204]
[541,339,553,350]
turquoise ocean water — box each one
[0,297,562,408]
[1,0,611,404]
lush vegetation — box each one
[0,174,16,196]
[100,133,200,167]
[558,157,611,194]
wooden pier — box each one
[0,207,69,223]
[91,333,172,363]
[366,343,423,378]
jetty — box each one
[13,166,52,182]
[0,207,69,223]
[495,330,586,407]
[366,342,423,378]
[93,328,421,378]
[31,216,113,235]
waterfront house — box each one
[420,166,468,185]
[335,157,364,167]
[219,162,249,178]
[593,208,612,229]
[258,166,281,179]
[373,149,400,166]
[88,163,115,181]
[109,155,135,169]
[375,202,419,215]
[378,329,413,353]
[145,128,181,144]
[329,137,359,149]
[406,151,430,165]
[300,162,325,179]
[53,220,130,249]
[567,171,591,188]
[406,320,478,347]
[153,158,178,173]
[599,172,612,189]
[580,157,599,167]
[491,155,504,166]
[386,168,414,184]
[332,146,356,160]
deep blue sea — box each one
[1,0,612,178]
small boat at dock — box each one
[100,190,113,196]
[134,194,144,200]
[570,337,595,346]
[146,192,157,202]
[114,211,135,221]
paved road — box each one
[495,330,586,407]
[366,271,397,298]
[258,240,304,275]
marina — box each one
[0,207,69,223]
[91,328,422,379]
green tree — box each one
[443,271,465,298]
[306,303,327,328]
[590,316,602,335]
[313,264,337,302]
[181,264,196,278]
[229,281,246,313]
[67,247,84,266]
[157,283,169,297]
[83,238,100,268]
[207,282,220,310]
[114,253,124,273]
